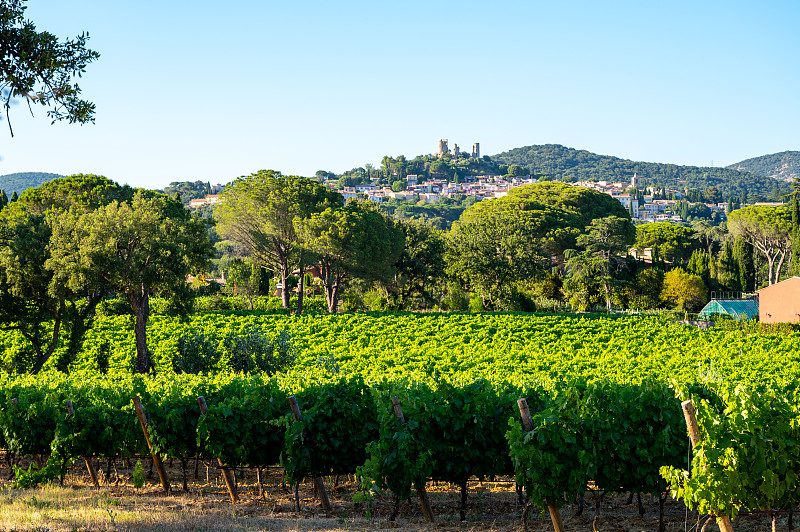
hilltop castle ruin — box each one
[437,139,480,159]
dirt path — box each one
[0,458,790,531]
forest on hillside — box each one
[0,172,62,195]
[490,144,789,201]
[726,150,800,183]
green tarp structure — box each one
[698,299,759,321]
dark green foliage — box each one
[0,387,58,455]
[506,386,588,509]
[14,174,126,213]
[581,381,687,495]
[144,377,214,464]
[283,377,378,482]
[197,376,287,469]
[162,181,217,206]
[378,200,465,231]
[508,380,689,512]
[715,241,741,292]
[447,182,629,308]
[492,144,790,200]
[382,219,446,310]
[220,326,296,375]
[733,237,755,292]
[687,249,711,287]
[635,222,699,264]
[55,400,146,462]
[359,380,530,500]
[174,327,220,374]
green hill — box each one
[489,144,789,201]
[0,172,63,195]
[726,151,800,183]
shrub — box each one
[173,327,220,374]
[362,289,388,311]
[442,283,469,311]
[341,292,362,312]
[468,294,484,313]
[220,325,297,375]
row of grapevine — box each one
[2,371,800,529]
[0,374,669,512]
[662,382,800,530]
[4,313,799,387]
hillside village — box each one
[182,140,790,226]
[188,172,752,225]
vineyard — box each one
[1,313,800,531]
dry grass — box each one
[0,460,789,531]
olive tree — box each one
[49,191,213,373]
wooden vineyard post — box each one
[196,396,239,503]
[132,396,170,494]
[681,400,734,532]
[391,396,435,523]
[517,398,565,532]
[288,395,332,513]
[64,400,100,488]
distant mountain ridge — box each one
[0,172,63,195]
[490,144,789,200]
[726,151,800,183]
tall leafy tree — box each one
[715,241,741,293]
[382,219,446,310]
[446,182,629,308]
[18,173,134,214]
[216,170,342,312]
[227,258,268,310]
[733,236,755,292]
[660,268,707,311]
[727,205,792,286]
[0,209,62,372]
[690,219,724,255]
[790,186,800,277]
[565,216,635,311]
[1,0,99,136]
[296,201,404,313]
[635,222,699,264]
[0,174,131,372]
[446,200,571,309]
[623,268,664,310]
[49,191,213,373]
[686,249,711,288]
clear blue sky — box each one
[2,0,798,190]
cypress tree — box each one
[716,241,741,292]
[9,191,18,202]
[727,198,733,214]
[0,189,7,211]
[687,249,710,287]
[733,236,755,292]
[790,195,800,277]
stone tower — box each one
[437,139,449,157]
[472,143,480,158]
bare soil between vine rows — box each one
[0,458,788,531]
